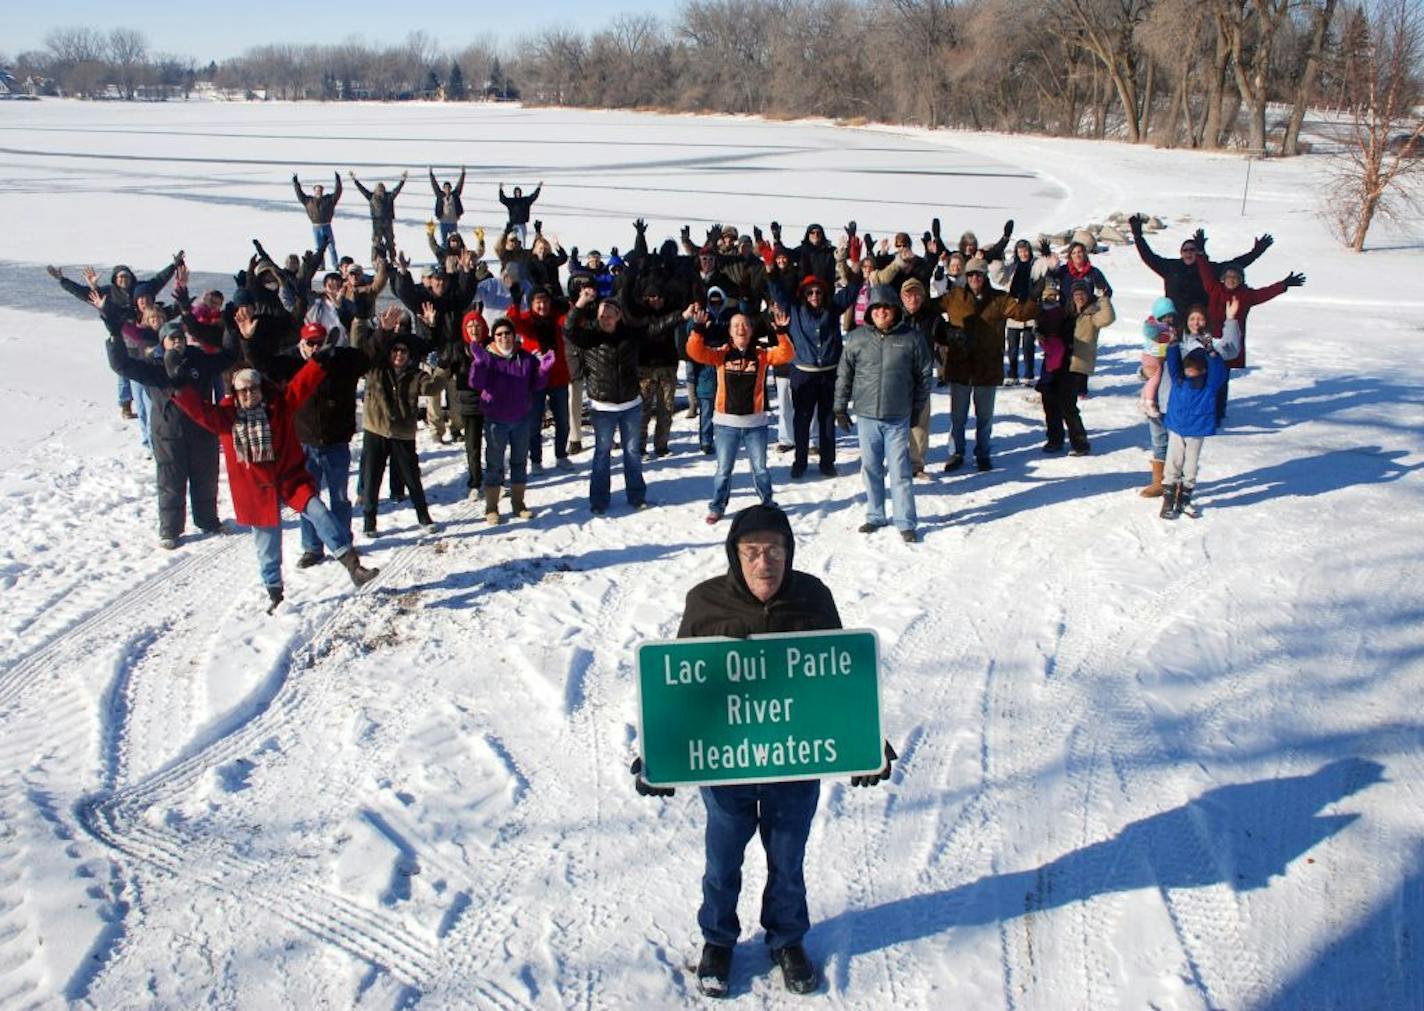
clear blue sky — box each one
[6,1,676,62]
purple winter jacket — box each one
[467,343,553,423]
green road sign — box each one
[635,628,884,787]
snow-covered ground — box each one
[0,100,1420,1010]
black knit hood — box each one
[724,504,795,600]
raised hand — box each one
[474,225,485,245]
[1284,271,1305,288]
[175,262,189,288]
[534,219,543,234]
[419,302,438,328]
[575,286,597,309]
[1192,228,1207,252]
[845,220,857,237]
[1256,233,1275,251]
[770,221,782,242]
[172,249,185,264]
[690,306,710,327]
[87,289,106,312]
[1128,213,1144,234]
[1002,219,1014,238]
[634,217,648,235]
[46,265,63,280]
[82,265,100,289]
[771,305,791,329]
[426,219,437,236]
[1225,296,1240,319]
[396,251,411,272]
[233,305,257,339]
[931,217,941,238]
[379,305,405,331]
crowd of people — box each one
[46,171,1306,606]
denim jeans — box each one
[1147,415,1169,462]
[484,416,531,488]
[710,424,772,516]
[589,404,646,510]
[1006,323,1036,380]
[697,397,716,451]
[252,498,350,589]
[857,415,916,531]
[527,386,570,465]
[300,443,352,555]
[948,382,997,461]
[133,382,152,451]
[312,223,337,270]
[438,221,458,245]
[775,375,793,446]
[698,781,820,950]
[116,371,133,407]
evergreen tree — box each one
[447,60,466,100]
[423,68,440,99]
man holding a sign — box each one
[632,504,894,998]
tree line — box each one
[4,0,1420,248]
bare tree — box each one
[1281,0,1337,154]
[1045,0,1156,143]
[108,27,149,99]
[1213,0,1294,154]
[1324,0,1424,250]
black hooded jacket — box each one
[677,506,842,640]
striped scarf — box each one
[233,404,274,464]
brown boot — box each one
[484,485,501,524]
[511,483,535,519]
[338,548,379,587]
[120,402,136,421]
[1139,459,1165,498]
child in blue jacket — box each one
[1160,307,1229,519]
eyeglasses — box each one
[300,340,322,348]
[390,347,409,356]
[234,385,258,394]
[737,545,787,563]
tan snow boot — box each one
[511,483,535,519]
[484,485,502,524]
[1139,459,1165,498]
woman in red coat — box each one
[1195,256,1305,421]
[173,359,377,613]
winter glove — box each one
[845,220,857,237]
[509,282,523,305]
[706,224,721,245]
[163,347,189,381]
[679,224,691,242]
[770,221,782,243]
[534,219,543,234]
[834,411,852,432]
[753,225,764,243]
[1284,271,1306,288]
[922,230,933,246]
[931,217,942,239]
[862,232,873,253]
[425,219,437,236]
[634,217,648,235]
[313,346,340,367]
[850,741,898,788]
[1254,232,1275,253]
[610,246,619,258]
[1127,213,1144,236]
[474,225,485,245]
[1192,228,1208,254]
[630,757,674,797]
[1002,219,1014,239]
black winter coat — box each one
[677,506,842,640]
[563,309,643,405]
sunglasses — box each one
[300,339,322,348]
[234,385,259,393]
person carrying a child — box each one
[1159,299,1242,519]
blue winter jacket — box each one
[1164,344,1227,438]
[766,274,862,369]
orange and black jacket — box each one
[685,326,794,422]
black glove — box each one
[850,741,898,788]
[610,245,619,258]
[313,345,340,367]
[163,346,189,381]
[1192,228,1207,253]
[770,221,782,242]
[1002,218,1014,238]
[931,217,942,239]
[933,264,945,281]
[634,217,647,235]
[679,224,691,242]
[533,219,543,234]
[509,282,523,304]
[845,220,857,237]
[1284,271,1306,288]
[921,230,932,246]
[862,231,873,252]
[1128,213,1144,235]
[1255,232,1275,252]
[569,247,579,262]
[1038,238,1052,257]
[630,757,674,797]
[753,225,764,243]
[834,411,852,432]
[706,224,721,244]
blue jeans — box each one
[775,375,793,446]
[710,424,773,516]
[300,443,352,555]
[133,382,152,451]
[948,382,997,461]
[1006,323,1036,380]
[589,404,646,511]
[116,371,133,407]
[484,416,531,487]
[857,416,916,531]
[527,386,570,465]
[252,498,350,589]
[312,223,337,270]
[699,781,820,950]
[1147,415,1169,462]
[438,221,458,245]
[697,397,716,451]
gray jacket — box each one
[834,316,932,421]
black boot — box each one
[771,944,819,994]
[1159,484,1180,520]
[265,585,284,615]
[1177,485,1195,518]
[695,943,733,998]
